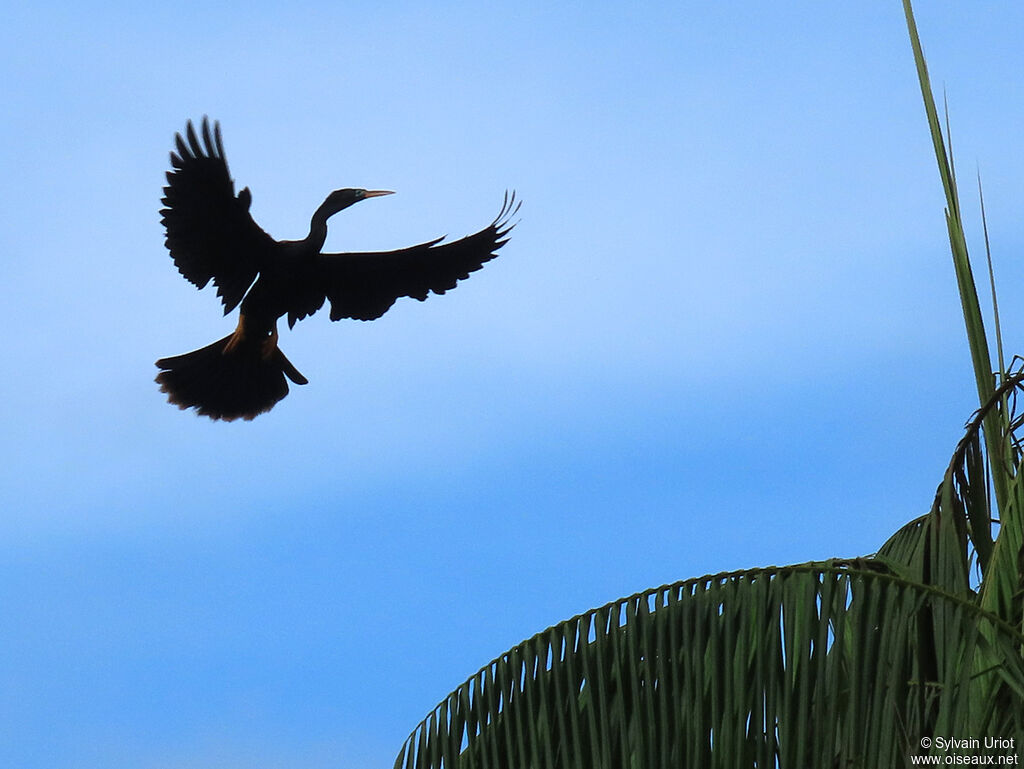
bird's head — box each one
[321,188,394,218]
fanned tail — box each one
[155,334,308,421]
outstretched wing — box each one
[286,192,519,327]
[160,118,277,313]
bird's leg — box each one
[222,313,247,354]
[260,323,279,360]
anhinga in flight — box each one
[156,118,517,421]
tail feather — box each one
[155,334,307,421]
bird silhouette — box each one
[156,118,517,421]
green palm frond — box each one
[902,0,1009,514]
[877,368,1024,588]
[395,563,1024,769]
[902,0,1023,638]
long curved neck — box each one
[306,202,334,252]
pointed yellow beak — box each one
[363,190,395,198]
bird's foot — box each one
[222,314,247,354]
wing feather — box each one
[160,118,277,313]
[286,192,519,327]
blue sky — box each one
[3,2,1024,767]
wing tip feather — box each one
[186,121,203,157]
[201,117,216,158]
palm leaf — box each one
[395,562,1024,769]
[902,0,1012,518]
[903,0,1024,640]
